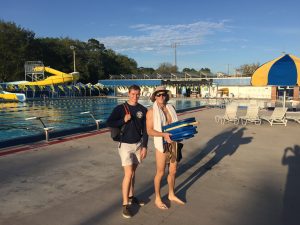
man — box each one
[106,84,148,218]
[146,86,185,210]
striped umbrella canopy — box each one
[251,54,300,107]
[251,54,300,86]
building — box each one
[99,75,299,100]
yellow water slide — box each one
[0,66,79,102]
[27,66,79,85]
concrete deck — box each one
[0,107,299,225]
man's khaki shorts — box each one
[118,142,141,166]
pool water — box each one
[0,97,203,143]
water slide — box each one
[28,66,79,85]
[0,66,79,102]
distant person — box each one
[106,85,148,218]
[146,86,185,210]
[182,86,187,97]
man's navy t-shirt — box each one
[106,102,148,147]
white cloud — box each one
[97,20,229,53]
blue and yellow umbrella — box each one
[251,54,300,107]
[251,54,300,86]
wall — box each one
[217,86,272,99]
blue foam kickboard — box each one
[171,134,196,141]
[162,117,196,131]
[168,126,196,135]
[171,131,198,141]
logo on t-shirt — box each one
[136,111,143,118]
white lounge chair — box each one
[286,113,300,124]
[261,107,288,126]
[239,105,261,125]
[215,103,239,125]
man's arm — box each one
[141,107,149,148]
[106,105,126,127]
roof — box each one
[99,79,162,87]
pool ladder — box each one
[25,112,101,142]
[80,111,102,130]
[25,117,54,142]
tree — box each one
[236,63,260,76]
[116,54,138,74]
[182,68,197,73]
[86,48,105,83]
[0,20,140,83]
[102,49,138,76]
[137,67,155,74]
[198,68,212,77]
[102,49,122,75]
[156,62,178,74]
[0,20,35,81]
[87,38,105,52]
[34,37,73,73]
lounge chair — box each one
[260,107,288,126]
[239,105,261,125]
[215,103,239,125]
[286,113,300,124]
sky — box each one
[1,0,300,74]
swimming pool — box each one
[0,97,204,146]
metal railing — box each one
[80,111,102,130]
[25,116,54,142]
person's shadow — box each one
[174,127,252,201]
[78,127,252,224]
[281,145,300,225]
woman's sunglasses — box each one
[156,93,167,97]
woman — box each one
[146,86,185,210]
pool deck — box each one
[0,107,299,225]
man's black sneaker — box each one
[122,205,132,218]
[129,196,145,206]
